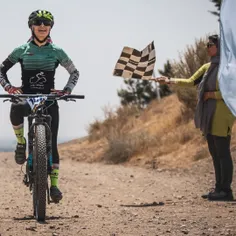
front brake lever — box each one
[65,98,76,102]
[3,99,10,103]
[61,97,76,102]
[3,97,22,103]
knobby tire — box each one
[32,124,47,222]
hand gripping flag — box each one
[113,41,156,80]
[218,0,236,116]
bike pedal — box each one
[23,174,30,186]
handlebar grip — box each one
[60,95,85,99]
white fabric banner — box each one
[218,0,236,117]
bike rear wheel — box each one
[32,124,48,222]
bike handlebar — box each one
[0,93,85,100]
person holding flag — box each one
[155,34,234,201]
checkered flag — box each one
[113,41,156,80]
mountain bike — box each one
[0,93,84,222]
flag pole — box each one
[152,70,161,101]
[147,41,160,101]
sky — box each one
[0,0,219,147]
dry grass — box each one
[104,130,156,164]
[193,147,209,161]
[83,94,211,168]
[87,105,140,142]
[61,91,236,169]
[88,104,157,164]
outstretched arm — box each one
[155,63,210,87]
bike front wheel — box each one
[32,124,48,222]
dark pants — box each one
[10,101,60,165]
[206,134,233,192]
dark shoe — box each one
[208,190,234,201]
[50,186,63,203]
[15,140,26,165]
[201,188,219,199]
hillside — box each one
[59,94,236,170]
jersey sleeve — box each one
[0,46,23,89]
[171,63,210,87]
[57,48,79,92]
[8,46,23,64]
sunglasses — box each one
[207,42,215,48]
[33,19,52,26]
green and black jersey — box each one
[0,41,79,94]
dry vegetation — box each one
[94,94,210,168]
[60,94,214,169]
[59,93,236,169]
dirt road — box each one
[0,152,235,236]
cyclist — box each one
[0,10,79,202]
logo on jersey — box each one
[29,72,47,90]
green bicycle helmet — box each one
[28,10,54,28]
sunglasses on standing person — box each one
[207,42,215,48]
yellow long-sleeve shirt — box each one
[171,63,235,136]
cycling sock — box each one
[13,125,25,144]
[50,167,59,187]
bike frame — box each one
[28,105,52,163]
